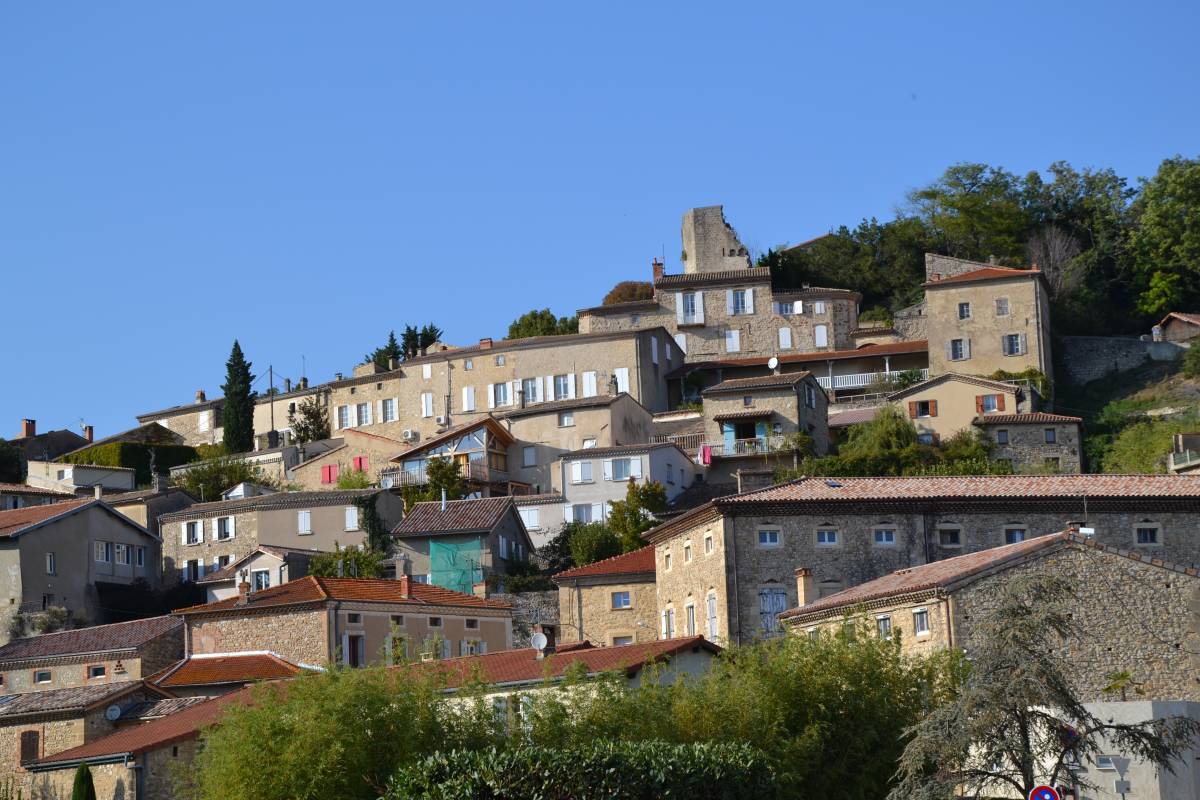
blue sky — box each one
[2,1,1198,439]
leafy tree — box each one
[71,761,97,800]
[890,574,1200,799]
[287,396,331,444]
[1131,156,1200,315]
[567,522,622,567]
[173,455,275,503]
[538,526,576,574]
[397,324,445,360]
[221,341,256,454]
[1183,344,1200,378]
[0,439,21,483]
[906,162,1029,262]
[602,281,654,305]
[336,468,374,489]
[309,544,385,579]
[607,479,667,552]
[401,457,467,511]
[507,308,579,339]
[364,330,403,371]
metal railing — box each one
[380,462,505,488]
[651,432,705,453]
[815,368,928,391]
[703,435,789,458]
[1170,450,1200,471]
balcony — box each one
[703,435,790,458]
[815,368,928,392]
[653,432,705,454]
[381,462,507,488]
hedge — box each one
[58,442,198,486]
[383,741,776,800]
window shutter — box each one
[603,460,613,481]
[583,371,597,398]
[570,462,582,483]
[674,333,687,354]
[592,502,603,521]
[945,341,954,360]
[321,465,329,483]
[614,368,630,394]
[463,386,474,412]
[1019,333,1028,354]
[975,395,984,413]
[963,338,972,359]
[779,327,792,349]
[392,397,401,421]
[333,407,341,430]
[908,401,918,419]
[544,376,554,402]
[350,404,359,427]
[675,292,685,324]
[997,394,1006,411]
[794,300,803,314]
[746,288,755,314]
[929,400,938,417]
[564,505,573,523]
[229,516,236,537]
[696,291,705,323]
[566,374,576,399]
[487,384,495,409]
[726,290,735,315]
[630,458,643,479]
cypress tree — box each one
[221,340,256,454]
[72,761,97,800]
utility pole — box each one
[269,364,275,433]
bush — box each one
[1182,344,1200,378]
[602,281,653,305]
[567,522,622,566]
[384,741,775,800]
[172,455,277,503]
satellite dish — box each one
[104,704,122,722]
[767,356,780,370]
[530,632,548,652]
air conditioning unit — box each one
[435,415,447,426]
[401,429,416,441]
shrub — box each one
[1182,344,1200,378]
[59,442,198,485]
[383,741,775,800]
[602,281,654,305]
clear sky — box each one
[2,1,1198,439]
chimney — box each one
[237,581,251,604]
[93,485,103,500]
[195,390,206,404]
[299,377,309,389]
[931,272,942,282]
[1065,520,1082,534]
[532,623,556,658]
[153,473,169,492]
[795,568,815,607]
[736,469,774,494]
[335,372,343,381]
[398,574,411,599]
[652,258,664,282]
[479,337,493,349]
[472,581,488,599]
[20,419,35,438]
[284,378,292,393]
[388,356,398,370]
[83,425,94,443]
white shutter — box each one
[945,341,954,361]
[376,399,383,424]
[571,462,583,483]
[333,406,341,430]
[486,384,495,409]
[582,371,598,398]
[614,368,630,394]
[603,460,613,481]
[392,397,401,422]
[794,300,803,315]
[814,325,827,348]
[565,505,573,523]
[674,333,687,354]
[566,374,576,399]
[964,338,972,359]
[1019,333,1028,355]
[422,363,432,380]
[350,404,359,427]
[591,502,603,521]
[630,458,643,479]
[510,380,520,406]
[229,516,236,538]
[675,292,685,324]
[726,290,735,315]
[696,291,705,324]
[779,328,792,349]
[544,376,554,402]
[746,288,755,314]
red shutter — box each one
[929,400,938,417]
[330,464,340,482]
[908,401,918,419]
[996,394,1006,411]
[975,395,984,413]
[321,466,332,484]
[20,730,38,764]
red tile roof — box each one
[1159,312,1200,328]
[393,497,515,536]
[0,681,147,719]
[666,340,928,378]
[0,483,75,498]
[654,267,772,289]
[702,372,813,395]
[386,417,515,461]
[924,266,1041,287]
[30,687,256,768]
[148,652,304,687]
[174,575,511,615]
[0,499,92,538]
[0,616,181,663]
[973,413,1083,425]
[408,636,719,689]
[828,407,880,428]
[887,372,1019,401]
[554,546,656,581]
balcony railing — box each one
[381,462,506,488]
[652,432,705,454]
[1170,450,1200,471]
[815,368,928,391]
[703,435,790,458]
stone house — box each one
[174,574,513,666]
[327,328,680,448]
[554,546,657,647]
[641,473,1200,645]
[25,461,136,494]
[7,419,89,476]
[391,497,534,593]
[146,651,306,697]
[0,500,162,643]
[923,256,1053,382]
[578,207,862,362]
[0,483,74,511]
[973,412,1084,473]
[136,380,328,449]
[1156,311,1200,343]
[289,428,406,490]
[887,373,1029,445]
[196,545,323,601]
[158,489,403,587]
[512,493,568,548]
[102,484,196,536]
[553,443,699,532]
[0,616,183,695]
[779,531,1200,703]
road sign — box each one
[1029,786,1060,800]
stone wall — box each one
[681,206,751,274]
[489,590,557,647]
[654,516,733,644]
[187,606,330,665]
[981,421,1083,473]
[0,625,181,694]
[1056,335,1185,385]
[926,273,1051,379]
[557,579,656,646]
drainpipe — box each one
[725,515,740,644]
[943,593,956,650]
[574,578,584,643]
[1033,280,1047,390]
[328,603,341,666]
[133,759,144,800]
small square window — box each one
[938,529,962,547]
[950,338,968,361]
[915,401,932,418]
[1136,526,1159,545]
[495,355,505,366]
[995,297,1010,316]
[981,394,998,413]
[1044,428,1057,444]
[1003,333,1023,356]
[958,302,971,319]
[912,609,930,637]
[816,529,838,546]
[757,530,780,548]
[611,591,632,609]
[428,616,442,628]
[684,543,692,562]
[464,358,473,370]
[390,615,405,627]
[558,411,574,427]
[743,396,753,407]
[996,429,1009,445]
[873,529,896,546]
[1005,528,1026,544]
[664,552,672,570]
[876,616,892,640]
[88,665,106,679]
[34,670,51,684]
[465,618,478,629]
[347,613,362,624]
[917,433,935,445]
[704,535,713,554]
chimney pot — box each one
[20,419,35,438]
[195,390,206,404]
[83,425,94,443]
[237,581,251,604]
[652,258,664,282]
[299,377,308,389]
[795,567,814,607]
[479,337,493,349]
[398,574,411,599]
[284,378,292,393]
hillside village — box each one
[3,204,1200,799]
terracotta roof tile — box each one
[149,652,305,687]
[496,394,626,420]
[560,442,691,460]
[0,500,93,538]
[195,546,326,585]
[666,340,928,378]
[408,636,719,689]
[828,407,880,428]
[887,372,1020,401]
[924,266,1041,287]
[702,372,813,395]
[654,267,772,289]
[973,413,1083,425]
[512,493,565,507]
[1159,312,1200,328]
[0,616,181,663]
[115,697,208,722]
[554,546,655,581]
[159,489,380,523]
[393,497,514,536]
[0,681,144,719]
[576,299,662,315]
[0,483,76,498]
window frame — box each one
[815,528,839,547]
[996,429,1009,445]
[957,301,971,320]
[876,615,893,640]
[937,527,963,548]
[1134,524,1161,547]
[873,528,897,547]
[912,608,931,638]
[33,669,52,685]
[756,529,781,549]
[611,590,632,610]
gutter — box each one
[28,752,133,772]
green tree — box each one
[309,544,385,579]
[71,761,97,800]
[364,330,403,371]
[401,457,467,511]
[607,479,667,552]
[287,396,331,444]
[538,525,576,574]
[890,574,1200,799]
[907,162,1029,262]
[507,308,579,339]
[567,522,622,567]
[397,324,444,360]
[0,439,21,483]
[1132,156,1200,315]
[602,281,653,305]
[221,341,256,454]
[173,455,275,503]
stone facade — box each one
[1056,335,1184,385]
[0,627,183,694]
[680,206,752,274]
[888,375,1024,445]
[187,605,331,666]
[289,429,406,490]
[558,578,657,647]
[1159,314,1200,343]
[137,384,327,449]
[976,418,1083,473]
[26,759,135,800]
[653,513,732,643]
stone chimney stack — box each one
[398,574,411,600]
[237,581,251,604]
[153,473,169,492]
[83,425,94,443]
[20,419,35,438]
[284,378,292,393]
[795,568,815,607]
[479,337,493,349]
[388,357,398,370]
[195,390,206,404]
[652,258,664,282]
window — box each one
[495,354,506,366]
[813,301,826,314]
[757,529,780,548]
[572,504,594,523]
[680,291,698,324]
[995,297,1010,316]
[612,635,634,646]
[373,397,393,423]
[464,358,473,370]
[428,616,442,628]
[552,374,570,400]
[345,634,366,668]
[1135,526,1159,545]
[251,569,270,591]
[731,289,749,315]
[94,541,113,563]
[88,664,106,679]
[115,543,130,566]
[422,363,432,380]
[778,327,792,349]
[1005,528,1026,544]
[612,591,632,610]
[814,324,828,348]
[518,507,540,530]
[521,377,540,404]
[874,528,896,546]
[337,406,350,429]
[876,616,893,640]
[614,367,630,394]
[217,554,231,569]
[914,400,933,418]
[355,402,371,426]
[297,510,312,534]
[41,593,54,610]
[958,301,971,319]
[56,469,66,481]
[570,461,593,484]
[216,516,233,540]
[462,385,476,412]
[758,588,787,634]
[704,534,713,554]
[185,559,200,582]
[321,464,339,484]
[816,528,838,546]
[558,411,574,427]
[347,612,362,624]
[45,552,55,575]
[685,603,696,636]
[197,411,210,432]
[464,618,479,630]
[521,446,536,468]
[724,329,741,353]
[683,542,692,562]
[19,730,39,764]
[706,593,718,638]
[492,382,509,407]
[949,338,969,361]
[34,669,51,684]
[664,551,672,571]
[1002,333,1024,356]
[582,437,596,449]
[661,608,675,638]
[996,429,1009,445]
[938,528,962,548]
[981,394,999,413]
[1044,428,1057,443]
[651,335,659,364]
[420,392,434,418]
[135,546,145,567]
[345,506,360,531]
[611,458,632,481]
[913,608,931,637]
[184,521,202,545]
[804,384,817,409]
